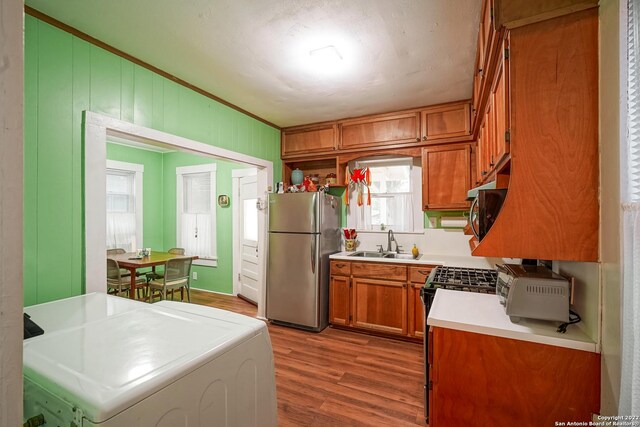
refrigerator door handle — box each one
[311,236,316,274]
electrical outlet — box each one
[192,272,198,280]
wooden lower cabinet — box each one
[329,275,350,326]
[329,260,437,340]
[408,283,425,338]
[407,266,433,338]
[352,277,407,335]
[428,327,600,426]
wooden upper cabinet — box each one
[281,123,337,158]
[491,33,510,170]
[339,112,420,150]
[472,9,599,262]
[422,143,472,211]
[420,102,471,143]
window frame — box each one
[176,163,218,267]
[106,159,144,251]
[346,156,423,234]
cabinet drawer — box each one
[409,266,437,283]
[330,260,351,276]
[351,262,406,281]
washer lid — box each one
[24,293,261,423]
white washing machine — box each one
[23,293,277,426]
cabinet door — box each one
[329,275,351,326]
[431,327,600,426]
[352,277,407,335]
[282,124,337,157]
[492,34,510,168]
[422,144,472,210]
[408,282,425,338]
[340,112,420,150]
[420,102,471,142]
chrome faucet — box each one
[387,229,395,252]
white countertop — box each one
[427,289,597,353]
[330,251,500,268]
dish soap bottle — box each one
[411,244,420,259]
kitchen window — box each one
[346,157,423,233]
[106,160,143,252]
[176,164,217,266]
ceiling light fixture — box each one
[309,45,343,67]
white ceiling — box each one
[26,0,481,128]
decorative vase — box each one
[345,239,358,252]
[291,168,304,185]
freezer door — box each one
[268,193,319,233]
[267,232,320,328]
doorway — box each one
[84,111,273,318]
[232,169,259,304]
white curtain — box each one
[106,212,136,252]
[180,213,212,258]
[180,172,213,258]
[106,169,136,252]
[621,0,640,415]
[347,158,415,232]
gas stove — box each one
[426,266,498,293]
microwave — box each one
[469,188,507,240]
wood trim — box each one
[24,6,279,130]
[494,0,599,29]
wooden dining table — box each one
[108,251,198,299]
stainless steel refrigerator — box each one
[266,192,341,332]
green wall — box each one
[106,143,164,250]
[24,15,281,306]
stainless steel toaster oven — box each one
[496,264,571,323]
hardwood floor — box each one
[190,289,426,426]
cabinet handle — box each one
[422,136,427,141]
[416,137,420,142]
[335,263,346,268]
[481,170,488,176]
[418,270,431,275]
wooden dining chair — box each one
[107,258,147,299]
[106,248,133,278]
[148,257,193,303]
[145,248,185,282]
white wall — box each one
[0,0,24,425]
[598,0,623,414]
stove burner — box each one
[427,266,498,293]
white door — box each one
[238,175,259,303]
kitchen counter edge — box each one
[427,289,598,353]
[329,252,499,269]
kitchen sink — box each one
[348,251,387,258]
[347,251,422,260]
[385,253,423,260]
